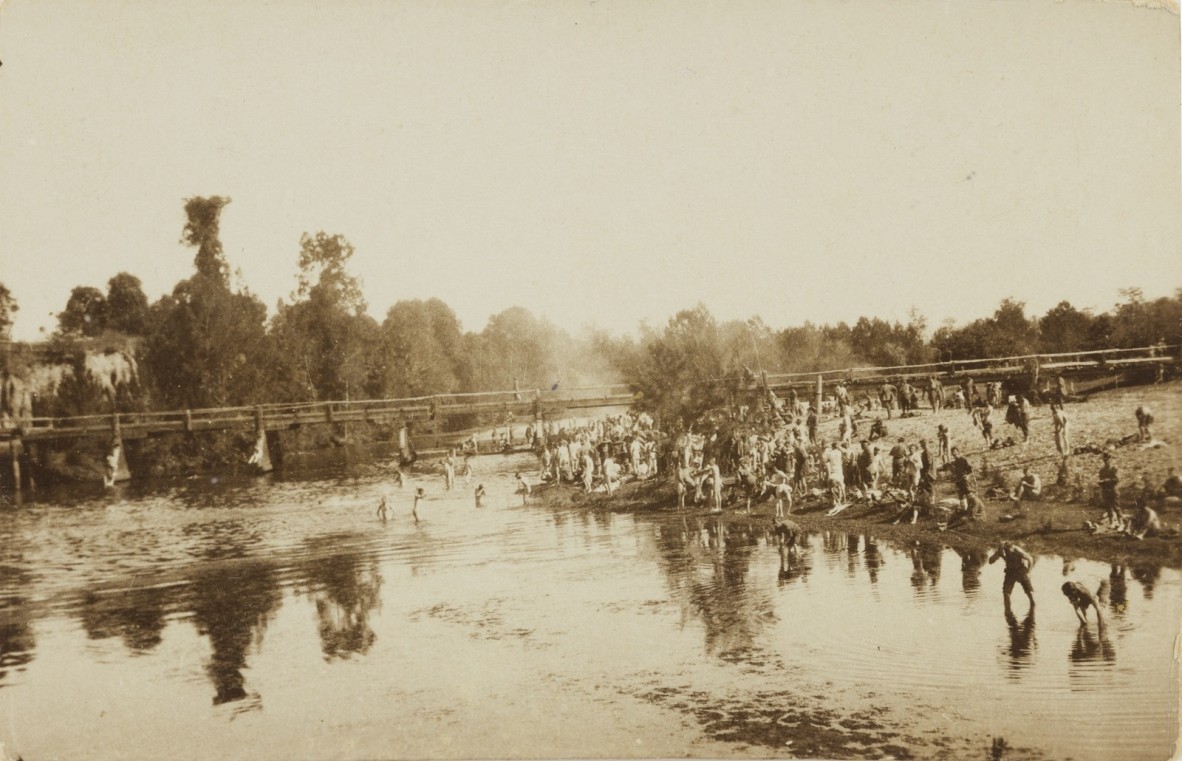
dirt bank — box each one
[530,381,1182,568]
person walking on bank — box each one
[989,541,1035,611]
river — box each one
[0,451,1178,760]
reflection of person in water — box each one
[778,542,810,584]
[955,546,987,595]
[1003,608,1037,675]
[1070,622,1116,666]
[863,537,883,585]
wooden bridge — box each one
[1,344,1175,488]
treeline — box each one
[2,196,1179,430]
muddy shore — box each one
[530,381,1182,569]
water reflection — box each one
[190,561,281,706]
[956,546,987,596]
[1069,623,1116,668]
[909,541,943,594]
[652,516,771,659]
[1001,609,1037,678]
[863,536,883,584]
[80,584,171,654]
[777,543,811,585]
[301,538,382,660]
[0,566,34,686]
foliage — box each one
[58,286,107,337]
[106,273,150,335]
[378,298,465,397]
[269,232,379,402]
[182,196,232,284]
[0,282,16,340]
[621,305,740,428]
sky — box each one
[1,0,1179,342]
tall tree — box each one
[269,232,379,401]
[106,272,150,335]
[144,196,268,409]
[182,196,232,285]
[378,298,464,397]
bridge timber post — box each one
[104,413,131,487]
[815,374,823,417]
[248,406,273,473]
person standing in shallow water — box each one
[412,487,425,525]
[989,541,1035,611]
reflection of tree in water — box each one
[650,516,768,658]
[954,546,987,595]
[79,585,170,654]
[189,560,282,705]
[0,566,35,685]
[1001,609,1037,678]
[302,543,382,660]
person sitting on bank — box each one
[1161,467,1182,507]
[1010,467,1042,506]
[1126,501,1162,540]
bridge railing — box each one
[3,345,1174,440]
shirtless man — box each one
[772,517,802,549]
[1051,404,1071,457]
[1061,581,1103,626]
[1010,467,1042,507]
[698,458,724,513]
[989,541,1035,610]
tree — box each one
[476,307,563,391]
[378,299,464,397]
[182,196,232,284]
[1037,301,1093,354]
[295,232,366,316]
[268,232,379,402]
[58,286,107,337]
[620,305,738,426]
[144,196,268,409]
[0,283,18,341]
[106,272,150,335]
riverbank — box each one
[530,381,1182,568]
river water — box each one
[0,452,1178,760]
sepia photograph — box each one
[1,1,1180,759]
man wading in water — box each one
[989,541,1035,611]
